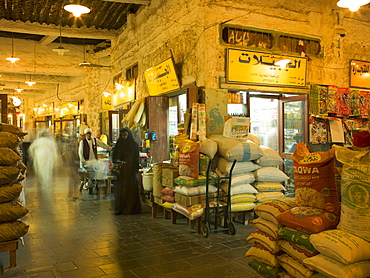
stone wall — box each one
[112,0,370,91]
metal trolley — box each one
[202,159,237,238]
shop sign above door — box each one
[145,57,181,96]
[350,60,370,89]
[226,48,307,88]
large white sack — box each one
[256,145,284,167]
[199,138,217,159]
[209,135,263,161]
[217,157,260,174]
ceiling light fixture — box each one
[53,23,70,55]
[25,75,36,86]
[64,3,90,17]
[337,0,370,12]
[25,81,36,86]
[274,59,291,69]
[6,33,20,63]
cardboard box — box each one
[162,167,179,188]
[175,193,217,206]
[223,117,250,138]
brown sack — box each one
[0,201,28,222]
[0,220,29,242]
[0,132,21,149]
[0,148,21,166]
[0,184,23,203]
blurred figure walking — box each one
[28,129,61,186]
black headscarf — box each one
[112,128,139,171]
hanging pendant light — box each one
[53,24,70,55]
[79,39,91,67]
[25,75,36,86]
[6,33,20,63]
[64,2,90,17]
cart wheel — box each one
[202,223,210,238]
[228,221,236,235]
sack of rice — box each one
[0,148,21,166]
[209,135,263,161]
[179,140,199,179]
[293,143,340,215]
[333,145,370,242]
[0,132,21,149]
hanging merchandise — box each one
[337,87,351,117]
[189,103,199,141]
[327,85,338,116]
[309,117,329,144]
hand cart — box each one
[202,159,237,238]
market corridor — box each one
[0,169,259,278]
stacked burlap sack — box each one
[254,145,288,204]
[210,134,288,212]
[301,145,370,278]
[246,143,370,278]
[0,124,29,242]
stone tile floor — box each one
[0,170,261,277]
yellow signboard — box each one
[226,48,307,88]
[350,60,370,89]
[102,95,112,110]
[144,57,180,96]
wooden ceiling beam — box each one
[0,19,118,40]
[102,0,150,4]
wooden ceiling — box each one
[0,0,148,45]
[0,0,149,97]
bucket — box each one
[142,172,154,191]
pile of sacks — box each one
[245,143,370,278]
[209,134,288,212]
[0,123,29,242]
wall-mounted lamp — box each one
[64,3,90,17]
[11,96,22,106]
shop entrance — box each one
[229,91,308,194]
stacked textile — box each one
[209,135,264,212]
[0,124,29,242]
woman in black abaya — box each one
[112,128,141,215]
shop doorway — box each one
[248,93,308,194]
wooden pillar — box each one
[146,96,168,163]
[0,95,7,123]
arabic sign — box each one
[145,57,181,96]
[226,48,307,88]
[350,60,370,89]
[112,72,135,107]
[102,95,112,110]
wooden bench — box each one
[0,239,19,269]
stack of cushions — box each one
[254,146,287,204]
[0,125,29,242]
[209,135,264,212]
